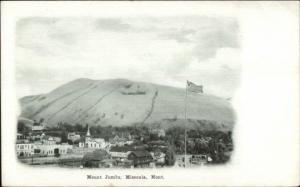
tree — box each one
[75,123,83,132]
[39,118,45,123]
[17,121,25,132]
[165,146,175,166]
[150,133,159,141]
[61,129,68,143]
[17,121,30,135]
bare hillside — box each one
[19,78,235,130]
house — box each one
[99,159,117,168]
[127,150,153,168]
[175,154,193,167]
[41,135,57,145]
[67,132,81,142]
[34,143,72,157]
[78,126,106,149]
[109,135,127,147]
[32,119,45,131]
[52,136,62,144]
[79,138,106,149]
[28,132,44,141]
[150,150,166,165]
[125,140,134,145]
[148,140,168,149]
[17,133,28,140]
[150,128,166,137]
[109,146,132,162]
[82,149,111,168]
[190,154,209,165]
[16,142,35,157]
[109,132,133,146]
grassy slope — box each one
[19,78,235,130]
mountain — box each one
[19,78,235,131]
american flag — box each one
[187,80,203,93]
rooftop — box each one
[129,150,152,158]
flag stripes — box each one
[187,80,203,93]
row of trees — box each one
[165,126,233,163]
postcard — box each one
[1,1,299,186]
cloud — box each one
[158,17,239,61]
[94,18,134,32]
[16,16,241,98]
[159,29,196,43]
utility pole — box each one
[184,81,188,168]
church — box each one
[79,126,107,149]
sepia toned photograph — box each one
[16,16,239,168]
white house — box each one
[109,147,132,162]
[16,142,35,157]
[41,136,57,145]
[78,126,107,149]
[32,119,46,131]
[68,132,81,142]
[34,143,72,156]
[150,129,166,137]
[32,125,44,131]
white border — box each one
[2,1,299,186]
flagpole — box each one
[184,81,188,168]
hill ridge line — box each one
[30,85,91,118]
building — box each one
[109,132,133,147]
[109,146,132,162]
[78,126,106,149]
[79,138,106,149]
[175,154,211,167]
[109,135,127,147]
[16,142,35,157]
[190,154,209,164]
[82,149,111,168]
[150,128,166,137]
[17,133,27,140]
[32,119,45,131]
[68,132,81,142]
[34,143,72,157]
[28,132,44,141]
[175,154,192,167]
[41,135,57,145]
[127,150,153,168]
[150,150,166,165]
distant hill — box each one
[19,78,235,131]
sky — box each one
[16,16,241,98]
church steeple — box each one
[86,125,91,137]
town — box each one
[16,118,233,168]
